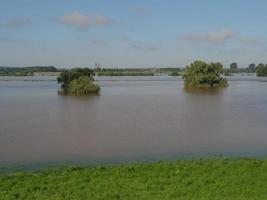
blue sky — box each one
[0,0,267,68]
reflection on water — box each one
[0,76,267,166]
[183,87,226,95]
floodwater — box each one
[0,76,267,166]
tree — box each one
[230,63,238,72]
[183,61,228,88]
[248,63,256,72]
[57,68,95,89]
[256,64,267,77]
[68,76,100,95]
[257,63,264,68]
[57,68,99,95]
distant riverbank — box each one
[0,74,267,82]
[1,158,267,199]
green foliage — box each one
[68,76,100,95]
[183,61,228,88]
[1,158,267,199]
[170,71,180,76]
[57,68,95,88]
[160,68,181,74]
[57,68,99,95]
[0,66,57,76]
[248,63,256,72]
[230,62,238,72]
[256,64,267,77]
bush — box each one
[170,71,180,76]
[57,68,100,95]
[57,68,95,89]
[68,76,100,95]
[183,61,228,88]
[256,65,267,77]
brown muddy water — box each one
[0,76,267,166]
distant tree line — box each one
[96,67,182,76]
[97,71,154,76]
[0,66,57,76]
[228,62,267,76]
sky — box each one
[0,0,267,68]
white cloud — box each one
[179,30,237,44]
[57,11,112,29]
[57,11,91,27]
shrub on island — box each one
[68,76,100,95]
[256,65,267,77]
[183,61,228,88]
[57,68,100,95]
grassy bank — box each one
[1,158,267,199]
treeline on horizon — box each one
[0,66,58,76]
[1,62,267,77]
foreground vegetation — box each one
[1,158,267,199]
[183,61,228,88]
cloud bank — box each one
[179,30,237,44]
[240,37,264,45]
[57,11,112,29]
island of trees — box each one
[256,64,267,77]
[57,68,100,95]
[183,61,228,88]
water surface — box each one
[1,76,267,166]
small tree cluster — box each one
[68,76,100,95]
[183,61,228,88]
[256,64,267,77]
[57,68,100,95]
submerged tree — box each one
[57,68,95,89]
[183,61,228,88]
[256,64,267,77]
[68,76,100,95]
[57,68,100,95]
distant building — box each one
[95,61,101,71]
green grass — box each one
[1,158,267,199]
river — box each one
[0,75,267,167]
